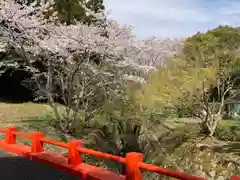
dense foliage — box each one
[138,26,240,136]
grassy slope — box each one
[0,102,72,153]
[0,102,50,121]
[0,102,52,132]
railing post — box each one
[125,152,143,180]
[31,132,44,153]
[5,127,16,144]
[67,140,83,166]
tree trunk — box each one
[201,113,222,137]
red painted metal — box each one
[0,126,238,180]
[13,131,33,139]
[5,127,17,144]
[41,137,68,148]
[77,146,126,164]
[138,162,206,180]
[31,132,44,153]
[232,176,240,180]
[68,140,83,166]
[126,152,143,180]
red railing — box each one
[0,127,238,180]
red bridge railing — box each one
[0,126,238,180]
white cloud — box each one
[104,0,240,38]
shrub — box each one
[215,121,240,141]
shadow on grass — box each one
[213,142,240,156]
[21,116,51,130]
[0,150,80,180]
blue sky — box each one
[103,0,240,38]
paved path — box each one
[0,150,80,180]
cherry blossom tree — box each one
[0,0,182,132]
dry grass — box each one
[0,102,74,154]
[0,102,53,133]
[0,102,51,122]
[0,102,55,135]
